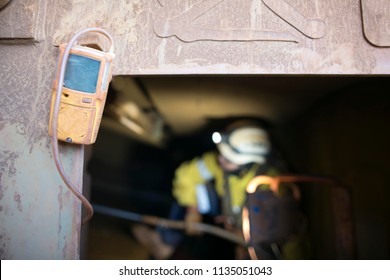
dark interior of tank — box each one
[82,76,389,260]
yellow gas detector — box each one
[49,28,115,144]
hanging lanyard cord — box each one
[51,27,114,224]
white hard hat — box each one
[213,122,271,165]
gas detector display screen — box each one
[64,54,101,94]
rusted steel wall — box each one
[0,0,82,259]
[48,0,390,75]
[0,0,389,260]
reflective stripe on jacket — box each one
[172,151,279,210]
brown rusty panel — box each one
[0,0,39,40]
[0,39,82,258]
[48,0,390,74]
[361,0,390,47]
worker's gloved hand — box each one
[185,207,203,236]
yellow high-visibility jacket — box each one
[172,151,309,259]
[172,151,279,210]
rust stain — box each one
[0,151,19,178]
[58,184,64,211]
[58,184,63,235]
[13,192,22,212]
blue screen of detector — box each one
[64,54,100,94]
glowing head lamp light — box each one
[212,126,271,165]
[49,28,115,145]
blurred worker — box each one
[132,120,307,259]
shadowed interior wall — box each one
[277,78,390,259]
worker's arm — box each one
[172,152,219,235]
[172,159,202,208]
[184,206,203,235]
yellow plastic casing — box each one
[49,44,114,144]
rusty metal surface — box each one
[0,40,82,258]
[361,0,390,47]
[0,0,388,260]
[48,0,390,74]
[0,0,40,41]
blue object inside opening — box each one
[64,54,101,94]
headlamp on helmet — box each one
[213,124,270,165]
